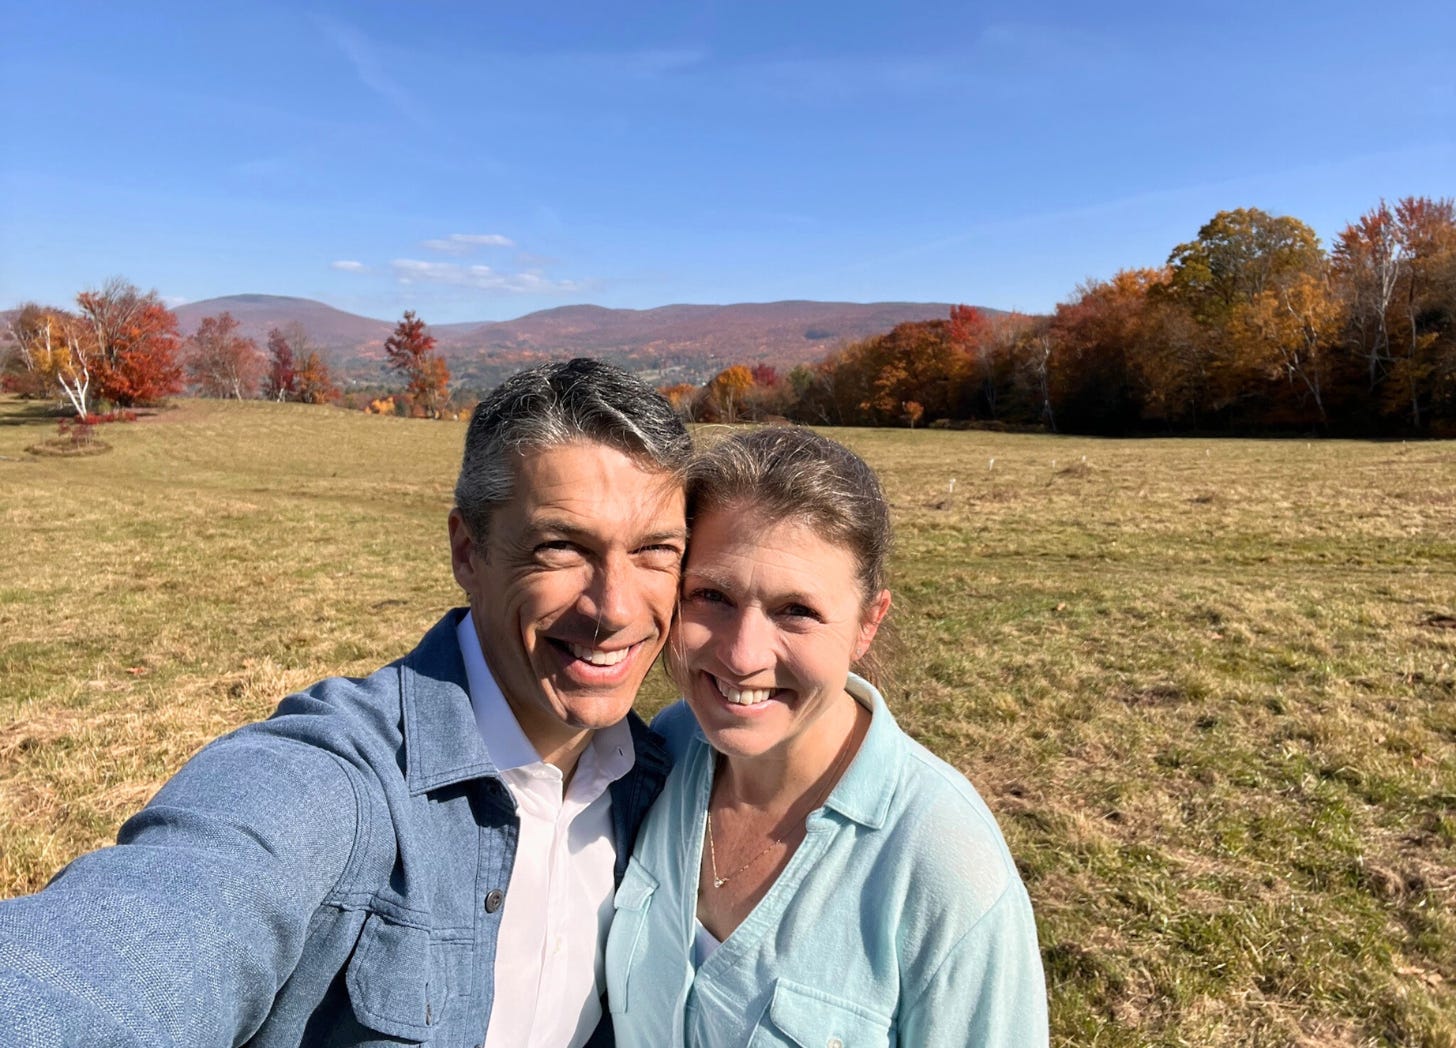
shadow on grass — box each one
[0,401,69,428]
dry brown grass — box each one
[2,397,1454,1046]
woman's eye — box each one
[782,603,820,620]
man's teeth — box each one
[715,678,773,706]
[568,643,631,666]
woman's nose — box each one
[717,608,773,676]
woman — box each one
[606,427,1047,1047]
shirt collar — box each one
[819,673,901,829]
[457,611,539,772]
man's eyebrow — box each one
[639,527,689,545]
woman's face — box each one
[672,506,889,765]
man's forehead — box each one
[507,441,685,517]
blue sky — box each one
[2,1,1452,324]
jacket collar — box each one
[400,609,497,796]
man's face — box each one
[449,441,687,764]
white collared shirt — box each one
[457,613,634,1048]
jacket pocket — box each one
[747,977,895,1048]
[344,911,472,1042]
[605,856,659,1016]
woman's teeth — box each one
[568,643,630,666]
[715,677,773,705]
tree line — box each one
[8,197,1451,435]
[3,284,452,421]
[674,198,1456,436]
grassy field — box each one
[2,395,1453,1046]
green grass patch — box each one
[2,396,1454,1045]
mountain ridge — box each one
[167,295,981,387]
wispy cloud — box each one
[421,233,516,255]
[331,260,368,273]
[391,259,584,294]
[313,13,432,130]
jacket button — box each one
[484,889,505,913]
[827,1039,843,1048]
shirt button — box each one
[484,889,505,913]
[827,1039,843,1048]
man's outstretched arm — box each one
[0,715,363,1048]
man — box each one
[0,358,693,1047]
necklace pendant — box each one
[714,877,727,888]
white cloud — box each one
[421,233,516,255]
[391,259,582,294]
[331,260,368,273]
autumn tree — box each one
[294,351,340,405]
[1166,209,1325,422]
[186,312,264,400]
[1046,271,1162,433]
[699,365,755,422]
[863,320,966,425]
[1387,197,1456,429]
[1230,271,1342,427]
[384,310,450,419]
[264,324,311,401]
[8,305,94,416]
[1332,200,1405,394]
[74,278,184,406]
[658,383,699,420]
[1168,209,1324,322]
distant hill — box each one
[173,295,394,367]
[143,295,981,389]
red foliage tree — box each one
[75,279,183,407]
[385,310,450,419]
[264,326,300,401]
[186,312,264,399]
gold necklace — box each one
[704,725,858,889]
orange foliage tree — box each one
[7,305,94,415]
[700,365,755,422]
[294,351,340,405]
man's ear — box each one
[854,589,892,659]
[447,509,479,593]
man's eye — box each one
[534,541,583,562]
[685,587,727,605]
[636,543,683,565]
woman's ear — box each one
[854,589,892,659]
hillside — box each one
[172,295,967,388]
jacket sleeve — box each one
[0,717,366,1048]
[896,881,1049,1048]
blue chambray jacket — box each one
[0,609,672,1048]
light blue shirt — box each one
[606,675,1048,1047]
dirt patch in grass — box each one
[25,437,112,457]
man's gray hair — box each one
[454,357,692,539]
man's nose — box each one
[580,553,637,634]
